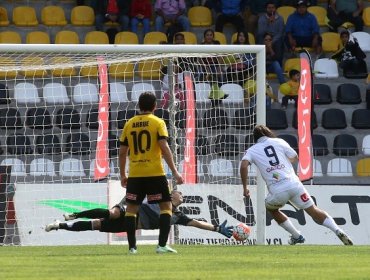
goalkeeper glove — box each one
[216,220,233,238]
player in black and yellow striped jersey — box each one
[119,91,184,254]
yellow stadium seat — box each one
[277,6,295,24]
[50,57,77,77]
[26,31,51,44]
[356,158,370,176]
[231,32,256,44]
[179,31,197,44]
[0,7,10,26]
[363,7,370,27]
[41,6,67,26]
[21,56,48,78]
[214,32,227,45]
[144,31,167,44]
[0,57,17,78]
[13,6,38,26]
[84,31,109,44]
[321,32,341,53]
[55,30,80,44]
[0,31,21,44]
[114,32,139,44]
[307,6,327,27]
[109,62,135,79]
[138,59,162,79]
[188,6,212,27]
[284,58,301,73]
[71,5,94,26]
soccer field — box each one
[0,245,369,279]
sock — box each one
[59,221,93,231]
[158,213,171,247]
[125,215,136,250]
[75,209,110,219]
[322,216,340,233]
[279,219,301,239]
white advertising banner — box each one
[177,184,370,245]
[14,183,108,246]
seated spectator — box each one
[257,1,285,64]
[284,0,323,56]
[201,29,220,45]
[214,0,247,33]
[327,0,364,32]
[130,0,152,37]
[198,29,224,81]
[154,0,190,34]
[280,69,300,110]
[174,32,185,44]
[331,30,367,78]
[246,0,269,36]
[264,33,286,84]
[91,0,130,32]
[226,31,256,85]
[160,65,185,110]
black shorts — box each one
[126,176,171,205]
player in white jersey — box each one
[240,125,353,245]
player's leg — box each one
[265,191,304,245]
[291,184,353,245]
[45,219,101,232]
[125,177,145,254]
[148,176,176,253]
[304,205,353,245]
[63,208,110,221]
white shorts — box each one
[265,182,314,210]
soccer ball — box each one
[232,223,251,241]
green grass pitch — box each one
[0,245,369,279]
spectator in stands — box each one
[331,30,367,77]
[201,29,221,45]
[285,0,323,57]
[199,29,224,82]
[257,1,285,65]
[226,31,256,86]
[130,0,152,37]
[91,0,131,32]
[246,0,269,37]
[154,0,190,33]
[280,69,300,110]
[174,32,185,44]
[264,33,286,85]
[327,0,364,32]
[160,64,186,110]
[214,0,247,33]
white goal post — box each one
[0,44,266,245]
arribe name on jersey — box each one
[132,121,149,128]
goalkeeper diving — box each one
[45,190,233,238]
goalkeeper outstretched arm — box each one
[186,219,233,238]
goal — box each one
[0,44,266,246]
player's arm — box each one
[158,139,184,184]
[240,159,250,197]
[186,219,233,238]
[119,144,129,187]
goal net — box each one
[0,44,266,246]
